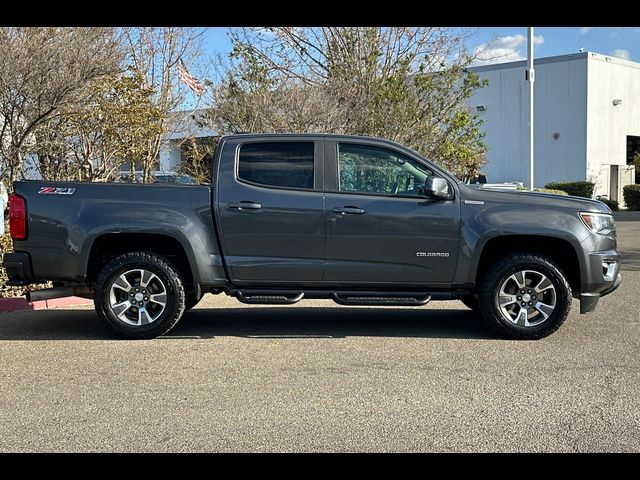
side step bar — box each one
[235,290,304,305]
[331,292,431,306]
[229,289,433,306]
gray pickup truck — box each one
[3,134,621,339]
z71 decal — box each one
[38,187,76,195]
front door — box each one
[216,138,325,284]
[323,140,460,286]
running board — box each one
[331,292,431,306]
[235,290,304,305]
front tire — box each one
[477,253,572,339]
[95,252,186,339]
[460,295,479,311]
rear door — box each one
[323,139,460,286]
[215,137,325,284]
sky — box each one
[201,26,640,65]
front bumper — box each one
[2,252,34,286]
[579,247,622,314]
[580,273,621,314]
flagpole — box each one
[527,27,535,191]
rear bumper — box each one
[2,252,34,286]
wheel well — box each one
[86,233,194,287]
[475,235,581,293]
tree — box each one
[63,71,164,182]
[209,27,487,179]
[0,27,122,183]
[177,136,217,184]
[121,27,205,182]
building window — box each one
[627,135,640,165]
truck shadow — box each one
[172,307,493,340]
[0,307,495,341]
[620,249,640,271]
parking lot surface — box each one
[0,212,638,452]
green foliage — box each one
[177,136,217,184]
[517,187,569,195]
[0,222,51,297]
[63,71,163,182]
[623,184,640,210]
[596,196,619,211]
[211,27,488,180]
[544,181,595,198]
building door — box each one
[610,165,619,202]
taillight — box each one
[9,194,27,240]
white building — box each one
[468,51,639,202]
[157,109,216,174]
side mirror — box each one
[423,177,451,200]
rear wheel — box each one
[477,253,572,339]
[95,252,186,339]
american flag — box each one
[178,58,205,96]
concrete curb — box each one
[0,296,92,312]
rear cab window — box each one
[237,142,314,190]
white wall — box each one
[586,53,640,198]
[158,140,182,173]
[469,54,588,187]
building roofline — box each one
[468,51,640,73]
[468,52,589,72]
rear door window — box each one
[238,142,314,189]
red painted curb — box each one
[0,296,92,312]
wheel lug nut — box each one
[527,289,532,293]
[517,296,522,300]
[139,302,144,306]
[521,302,526,306]
[144,297,149,301]
[135,288,140,292]
[130,292,134,297]
[528,302,533,306]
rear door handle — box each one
[332,206,365,215]
[228,201,262,210]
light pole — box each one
[527,27,535,191]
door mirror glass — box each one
[423,177,450,199]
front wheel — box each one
[477,253,572,339]
[95,252,186,339]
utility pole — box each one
[527,27,535,191]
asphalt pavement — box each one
[0,212,638,452]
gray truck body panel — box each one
[5,133,620,309]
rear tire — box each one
[477,253,572,339]
[94,252,186,339]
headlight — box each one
[579,212,615,235]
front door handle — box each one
[332,206,365,215]
[228,201,262,210]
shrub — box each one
[623,185,640,210]
[596,196,619,212]
[535,188,569,196]
[0,223,24,297]
[0,221,52,297]
[516,187,568,195]
[544,181,595,198]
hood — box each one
[459,185,611,214]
